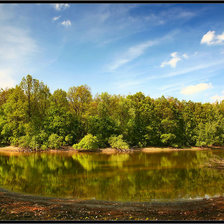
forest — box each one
[0,74,224,150]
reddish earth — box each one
[0,188,224,221]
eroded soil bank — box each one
[0,188,224,221]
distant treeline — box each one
[0,74,224,150]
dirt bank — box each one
[0,145,223,155]
[0,146,22,155]
[0,188,223,221]
[141,146,212,153]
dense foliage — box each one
[108,135,129,150]
[73,134,99,150]
[1,74,224,150]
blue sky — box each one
[1,3,224,102]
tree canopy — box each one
[1,74,224,150]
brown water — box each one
[0,150,223,202]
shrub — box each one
[18,132,49,150]
[65,134,73,145]
[108,135,129,150]
[48,133,64,149]
[73,134,99,150]
[9,137,19,146]
[29,135,41,150]
[18,135,31,148]
[160,133,176,146]
[39,130,49,143]
[41,144,48,150]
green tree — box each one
[67,85,92,116]
[73,134,99,150]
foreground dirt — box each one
[0,188,224,221]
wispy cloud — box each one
[158,59,224,79]
[201,30,224,45]
[0,26,38,61]
[109,40,157,71]
[61,20,72,27]
[52,16,61,21]
[210,91,224,102]
[0,26,38,88]
[109,54,224,96]
[129,59,224,91]
[0,69,16,89]
[64,5,185,46]
[53,4,70,11]
[181,83,212,95]
[0,6,39,89]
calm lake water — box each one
[0,150,224,202]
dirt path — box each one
[0,188,224,221]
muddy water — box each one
[0,150,224,202]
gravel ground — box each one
[0,188,224,221]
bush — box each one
[18,132,49,150]
[29,135,41,150]
[73,134,99,150]
[18,135,31,148]
[9,137,19,146]
[48,134,64,149]
[41,144,48,150]
[39,131,49,143]
[160,133,176,146]
[108,135,129,150]
[65,134,73,145]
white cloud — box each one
[217,33,224,43]
[52,16,61,21]
[109,40,157,71]
[161,52,181,68]
[61,20,72,27]
[210,91,224,102]
[53,4,70,11]
[181,83,212,95]
[201,31,215,45]
[201,30,224,45]
[160,52,190,69]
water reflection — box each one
[0,150,224,201]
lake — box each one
[0,150,224,202]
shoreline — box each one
[0,145,223,155]
[0,187,223,221]
[0,147,224,220]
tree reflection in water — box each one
[0,150,224,201]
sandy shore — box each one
[141,146,212,153]
[0,145,222,155]
[0,146,22,155]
